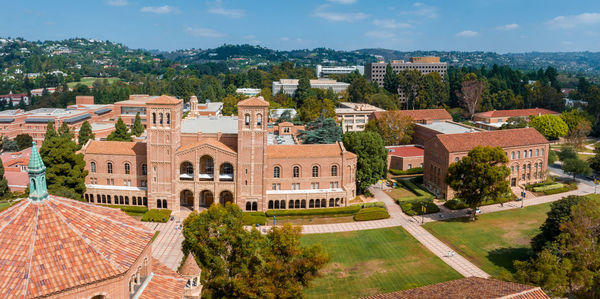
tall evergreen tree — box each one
[0,158,9,199]
[131,113,144,137]
[77,120,95,146]
[107,117,133,142]
[15,134,33,151]
[383,63,399,94]
[43,121,57,146]
[342,131,387,193]
[294,77,312,106]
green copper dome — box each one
[27,142,48,201]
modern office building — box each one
[316,65,364,78]
[335,102,385,132]
[272,79,350,96]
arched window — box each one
[257,114,262,126]
[246,202,251,211]
[245,114,250,126]
[159,113,163,124]
[252,202,257,211]
[166,113,170,124]
[331,165,338,176]
[142,164,147,175]
[268,200,273,209]
[90,162,96,173]
[107,162,113,174]
[312,166,319,177]
[293,166,300,178]
[124,163,130,175]
[162,199,167,209]
[152,113,156,124]
[455,157,459,162]
[274,166,280,178]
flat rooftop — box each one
[418,121,479,135]
[196,102,223,112]
[181,115,238,134]
[267,133,295,145]
[336,102,384,114]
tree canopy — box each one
[106,117,133,142]
[77,120,95,146]
[529,114,568,140]
[15,134,33,151]
[299,117,342,144]
[298,97,335,122]
[365,112,414,146]
[342,131,387,193]
[0,158,9,199]
[131,112,144,137]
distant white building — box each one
[316,65,364,78]
[270,108,297,120]
[272,79,350,96]
[335,102,385,133]
[236,88,261,97]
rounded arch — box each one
[311,165,320,177]
[331,164,339,176]
[124,162,131,175]
[219,162,234,181]
[292,165,301,178]
[107,161,113,174]
[180,189,194,210]
[256,113,263,126]
[152,112,156,124]
[244,113,250,126]
[219,190,234,205]
[141,163,147,175]
[273,165,281,178]
[90,161,97,173]
[200,190,214,207]
[199,155,214,181]
[91,294,107,299]
[179,161,194,180]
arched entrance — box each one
[199,155,214,181]
[200,190,214,207]
[180,190,194,210]
[219,190,233,205]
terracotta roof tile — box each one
[372,109,452,122]
[0,196,154,298]
[363,277,549,299]
[85,140,147,156]
[237,97,270,107]
[178,253,201,276]
[433,128,548,153]
[140,258,186,299]
[267,143,345,158]
[387,146,424,157]
[147,95,182,105]
[177,139,236,154]
[474,108,559,118]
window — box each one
[257,114,262,126]
[107,162,113,174]
[523,150,527,158]
[541,149,544,156]
[124,163,130,175]
[517,151,520,159]
[408,164,412,169]
[312,166,319,177]
[166,113,170,124]
[311,182,320,189]
[245,114,250,126]
[529,150,532,158]
[159,113,163,124]
[90,162,96,173]
[273,166,280,178]
[293,166,300,178]
[152,113,156,124]
[455,157,459,162]
[142,164,147,175]
[511,152,515,160]
[330,182,339,188]
[331,165,338,176]
[271,183,280,190]
[536,149,539,157]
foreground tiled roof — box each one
[433,128,548,153]
[139,258,186,299]
[237,97,270,107]
[85,140,147,156]
[474,108,558,118]
[372,109,452,122]
[179,253,201,276]
[147,95,182,105]
[0,196,154,298]
[364,277,549,299]
[267,143,356,158]
[387,146,424,157]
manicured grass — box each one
[151,231,160,242]
[67,77,120,88]
[301,227,461,298]
[423,203,551,278]
[383,187,417,200]
[0,201,12,212]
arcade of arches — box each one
[179,189,234,210]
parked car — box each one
[466,208,482,215]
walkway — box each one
[143,209,190,271]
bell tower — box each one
[27,141,49,201]
[236,97,269,211]
[146,95,183,210]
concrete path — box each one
[143,210,190,271]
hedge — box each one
[361,202,386,209]
[354,207,390,221]
[542,186,571,195]
[395,179,435,201]
[265,205,361,217]
[443,199,469,210]
[242,212,267,226]
[141,209,172,223]
[533,183,564,192]
[399,200,440,216]
[99,204,148,216]
[389,167,424,176]
[525,180,556,191]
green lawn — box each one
[423,203,551,278]
[300,227,461,298]
[67,77,120,88]
[383,186,417,201]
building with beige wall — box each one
[336,102,385,132]
[472,108,559,130]
[423,128,549,199]
[272,79,350,96]
[81,96,357,212]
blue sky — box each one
[2,0,600,52]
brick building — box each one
[370,109,452,125]
[81,96,357,212]
[0,147,32,191]
[423,128,549,199]
[472,108,559,130]
[386,145,424,171]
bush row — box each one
[524,180,556,191]
[354,207,390,221]
[542,186,571,195]
[141,209,172,223]
[242,212,267,226]
[99,204,149,215]
[389,167,424,176]
[265,205,361,217]
[399,199,440,216]
[443,199,469,210]
[395,179,435,201]
[532,183,564,192]
[360,202,386,209]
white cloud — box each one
[313,5,368,22]
[496,23,519,30]
[456,30,479,37]
[107,0,128,6]
[208,7,246,18]
[141,5,176,14]
[326,0,357,4]
[548,12,600,29]
[280,37,290,41]
[401,2,438,19]
[365,31,395,39]
[184,26,225,38]
[373,19,411,29]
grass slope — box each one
[67,77,120,88]
[423,203,551,278]
[301,227,461,298]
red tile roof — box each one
[237,97,270,107]
[364,277,549,299]
[177,139,236,154]
[474,108,559,118]
[139,258,186,299]
[267,143,356,159]
[372,109,452,122]
[147,95,182,105]
[178,253,201,276]
[387,146,424,157]
[0,196,154,298]
[85,140,147,156]
[433,128,548,153]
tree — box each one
[588,143,600,173]
[417,72,448,108]
[558,146,577,161]
[398,69,422,109]
[182,204,328,298]
[58,122,73,140]
[347,76,376,102]
[564,120,591,150]
[525,81,565,112]
[548,150,559,165]
[560,109,593,132]
[457,76,484,119]
[294,77,312,106]
[383,63,399,94]
[107,117,133,142]
[15,134,33,151]
[342,131,387,193]
[131,113,144,137]
[275,110,293,124]
[365,92,398,110]
[529,114,568,140]
[365,112,414,146]
[299,118,342,144]
[0,158,9,199]
[43,121,57,146]
[2,138,18,152]
[77,120,95,146]
[298,98,335,122]
[445,146,511,221]
[500,116,528,129]
[561,158,591,180]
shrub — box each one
[360,201,386,209]
[265,205,361,217]
[242,212,267,226]
[363,189,373,197]
[389,167,424,175]
[354,207,390,221]
[532,183,564,192]
[542,186,571,195]
[99,204,148,216]
[399,199,440,216]
[444,199,469,210]
[141,209,172,222]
